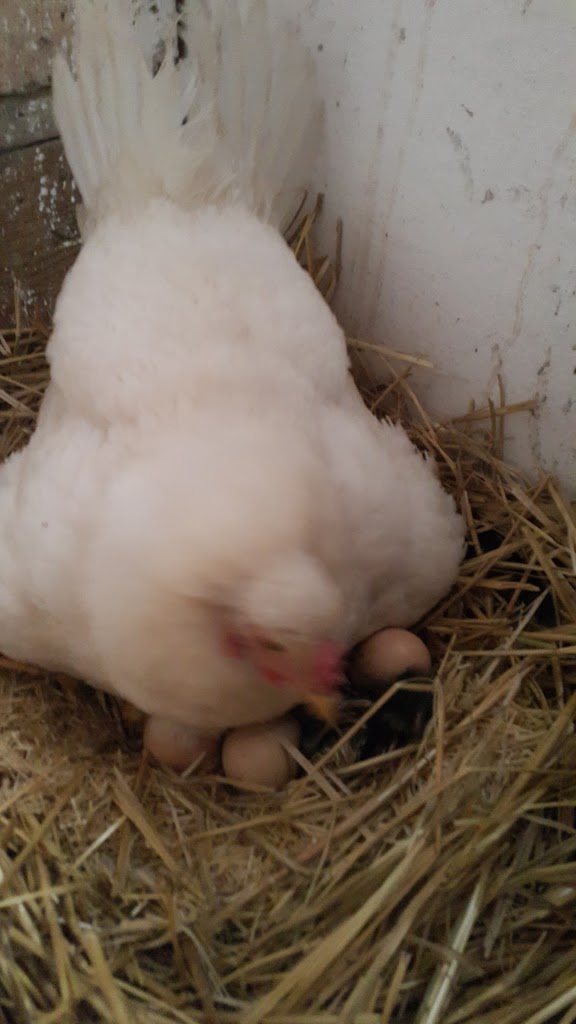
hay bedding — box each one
[0,206,575,1024]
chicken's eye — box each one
[261,639,286,653]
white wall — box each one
[284,0,576,493]
[13,0,572,488]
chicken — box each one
[0,0,464,741]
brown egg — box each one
[221,716,301,790]
[143,716,220,772]
[351,628,432,687]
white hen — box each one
[0,0,464,736]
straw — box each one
[0,200,574,1024]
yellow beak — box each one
[302,693,340,726]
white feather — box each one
[0,2,465,737]
[52,0,321,237]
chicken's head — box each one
[221,553,345,699]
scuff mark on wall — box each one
[504,113,576,355]
[536,346,551,379]
[446,127,475,201]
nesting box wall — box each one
[287,0,576,493]
[0,2,68,93]
[0,0,175,324]
[0,0,78,323]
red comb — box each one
[312,641,343,693]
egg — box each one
[221,715,301,790]
[143,716,220,772]
[351,628,432,687]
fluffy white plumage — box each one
[0,0,464,734]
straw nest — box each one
[0,203,575,1024]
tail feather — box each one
[53,0,321,237]
[190,0,320,226]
